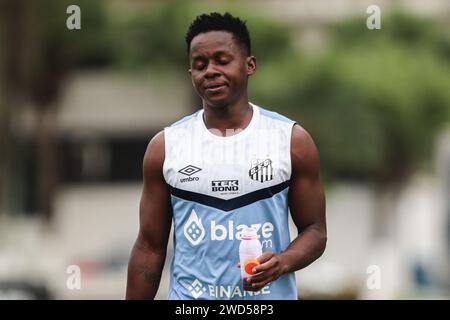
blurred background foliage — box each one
[1,0,449,300]
[107,4,450,185]
[65,1,450,186]
[251,13,450,184]
[126,5,449,187]
[2,1,450,209]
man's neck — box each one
[202,98,253,137]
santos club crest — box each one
[249,158,274,183]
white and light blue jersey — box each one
[163,103,297,300]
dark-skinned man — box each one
[126,12,327,300]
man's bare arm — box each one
[281,124,327,272]
[126,131,172,299]
[249,124,327,289]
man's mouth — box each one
[204,83,226,93]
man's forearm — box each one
[280,225,327,274]
[126,243,166,300]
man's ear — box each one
[246,56,256,76]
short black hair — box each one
[185,12,251,56]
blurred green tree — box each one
[251,13,450,185]
[250,13,450,238]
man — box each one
[126,12,326,300]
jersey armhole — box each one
[162,127,170,185]
[288,122,298,181]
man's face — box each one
[189,31,256,108]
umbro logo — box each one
[178,165,202,176]
[179,165,201,183]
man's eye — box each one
[194,62,206,70]
[219,59,229,65]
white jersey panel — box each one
[163,103,294,200]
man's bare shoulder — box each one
[143,130,165,176]
[290,124,321,175]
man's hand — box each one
[245,251,287,291]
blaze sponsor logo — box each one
[183,211,274,248]
[183,210,206,246]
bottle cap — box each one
[244,259,260,275]
[241,227,258,240]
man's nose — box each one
[204,63,221,78]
